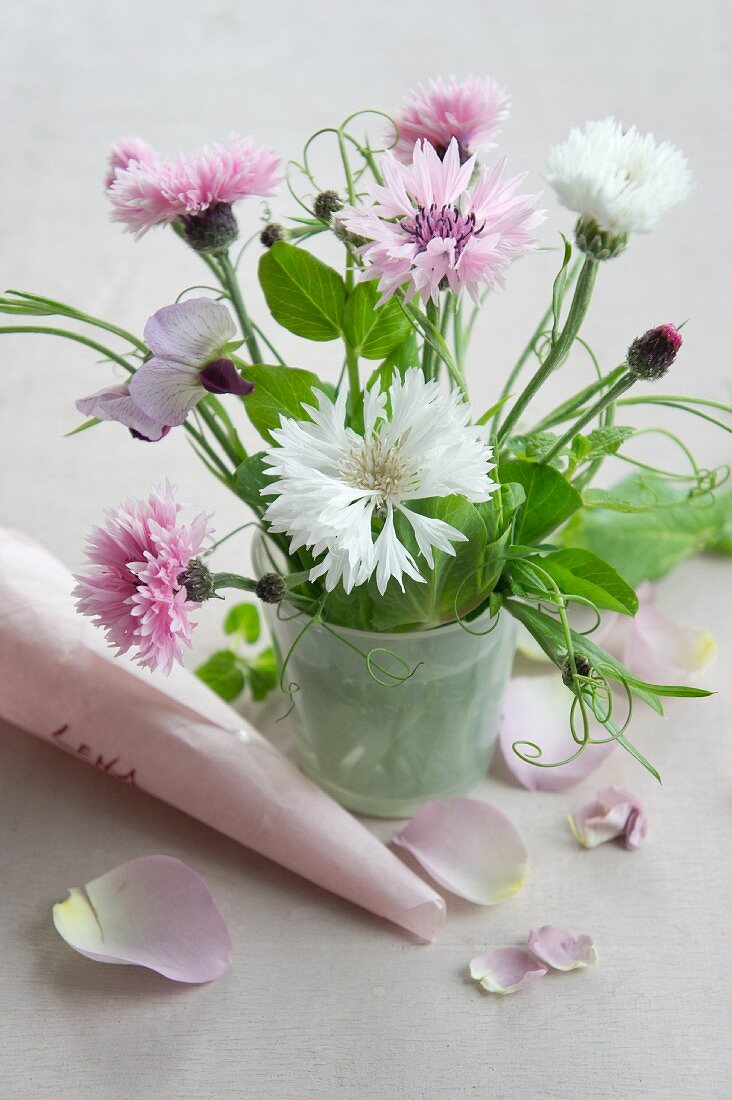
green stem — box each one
[2,292,148,353]
[345,344,360,403]
[532,365,626,432]
[0,325,135,373]
[423,299,439,381]
[490,259,581,434]
[497,256,597,444]
[217,252,261,363]
[574,387,617,490]
[541,373,634,465]
[212,573,259,594]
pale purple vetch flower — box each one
[393,797,528,905]
[52,856,232,983]
[128,297,253,426]
[107,132,282,236]
[390,75,510,163]
[568,786,648,850]
[73,483,212,674]
[500,583,716,791]
[339,138,544,307]
[76,383,170,442]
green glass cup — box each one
[252,535,515,818]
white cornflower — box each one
[546,117,694,236]
[262,368,496,595]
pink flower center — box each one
[403,203,483,255]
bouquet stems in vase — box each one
[3,80,727,816]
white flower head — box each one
[546,117,694,236]
[262,368,497,595]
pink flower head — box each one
[129,297,253,426]
[340,139,544,306]
[108,132,282,236]
[76,383,170,442]
[74,484,212,674]
[391,75,510,163]
[104,136,158,189]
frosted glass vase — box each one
[252,536,516,818]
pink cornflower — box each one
[391,76,510,164]
[340,139,544,306]
[104,136,157,189]
[108,132,282,236]
[74,484,212,674]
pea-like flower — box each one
[129,297,253,427]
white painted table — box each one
[1,2,730,1096]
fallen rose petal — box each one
[528,925,598,970]
[393,797,528,905]
[622,583,717,686]
[568,786,648,851]
[469,947,547,994]
[498,676,615,792]
[52,855,233,983]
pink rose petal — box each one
[498,676,615,792]
[568,786,648,851]
[528,925,598,970]
[393,798,528,905]
[52,856,233,983]
[469,947,547,994]
[622,583,717,686]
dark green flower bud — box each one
[575,217,628,261]
[313,190,343,222]
[260,222,286,248]
[255,572,287,604]
[178,558,215,603]
[180,202,239,253]
[627,324,682,381]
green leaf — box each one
[195,650,246,702]
[583,424,635,458]
[223,602,261,643]
[65,417,101,437]
[343,281,411,359]
[517,548,639,615]
[234,451,271,511]
[550,234,573,340]
[505,599,711,709]
[258,241,346,341]
[476,393,513,427]
[498,459,581,545]
[509,431,562,464]
[369,497,491,631]
[247,647,279,702]
[562,475,732,585]
[243,364,332,443]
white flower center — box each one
[340,437,417,502]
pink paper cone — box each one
[0,529,445,941]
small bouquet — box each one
[3,76,728,799]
